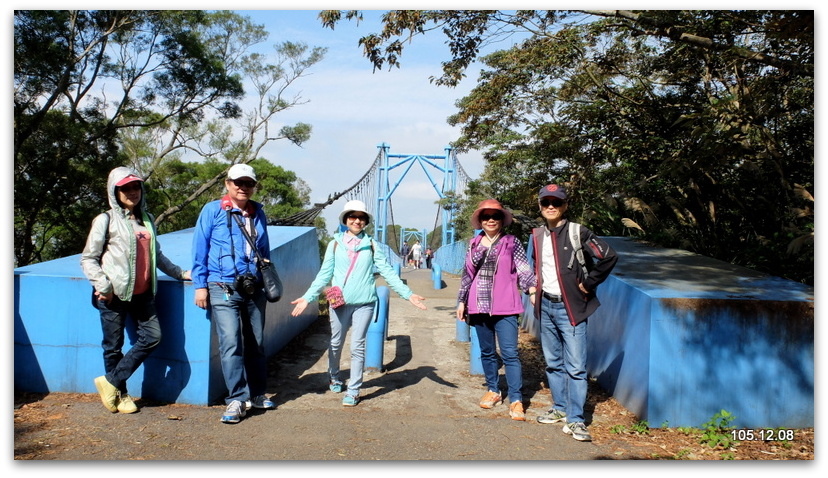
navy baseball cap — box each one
[538,184,567,200]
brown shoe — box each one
[479,390,502,409]
[509,401,526,421]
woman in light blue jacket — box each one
[290,200,426,406]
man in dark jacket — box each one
[530,184,618,442]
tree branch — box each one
[579,10,813,77]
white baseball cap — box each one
[227,163,257,181]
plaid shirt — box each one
[458,237,534,315]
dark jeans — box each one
[97,291,162,393]
[469,314,523,403]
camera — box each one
[233,274,258,297]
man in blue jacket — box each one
[530,184,618,442]
[192,163,276,423]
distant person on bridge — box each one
[410,241,422,269]
[530,184,618,442]
[456,199,536,421]
[400,242,410,266]
[192,163,276,424]
[290,200,427,407]
[425,247,433,269]
[81,167,191,415]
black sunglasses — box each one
[232,179,257,188]
[347,214,369,222]
[540,198,566,208]
[480,213,504,221]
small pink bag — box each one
[325,286,345,309]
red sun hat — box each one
[470,199,514,229]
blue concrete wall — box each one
[587,237,814,429]
[14,226,320,405]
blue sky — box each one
[235,9,489,235]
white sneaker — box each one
[250,395,275,409]
[563,422,592,441]
[221,400,246,424]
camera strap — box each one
[225,209,258,280]
[229,210,267,268]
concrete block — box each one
[14,226,320,405]
[588,237,813,428]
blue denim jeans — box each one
[539,297,588,423]
[328,302,375,397]
[97,291,161,393]
[208,283,267,404]
[470,314,522,403]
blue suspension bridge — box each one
[271,143,473,271]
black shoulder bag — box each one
[230,212,283,303]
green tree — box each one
[383,224,404,253]
[15,10,325,266]
[322,10,814,284]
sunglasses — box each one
[540,198,566,208]
[347,214,369,222]
[480,213,504,221]
[232,179,257,188]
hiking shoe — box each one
[250,395,275,409]
[563,422,592,442]
[509,401,526,421]
[537,408,567,424]
[329,380,344,393]
[342,394,360,407]
[479,390,503,409]
[117,393,138,414]
[221,400,247,424]
[94,376,119,413]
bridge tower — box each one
[374,143,462,248]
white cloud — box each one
[254,40,484,234]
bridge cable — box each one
[269,150,381,226]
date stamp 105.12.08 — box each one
[731,429,796,441]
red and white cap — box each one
[116,173,144,187]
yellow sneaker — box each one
[94,376,119,412]
[117,393,138,414]
[479,390,503,409]
[509,401,526,421]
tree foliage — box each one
[15,10,325,266]
[147,158,310,234]
[322,10,814,284]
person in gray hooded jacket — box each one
[81,167,190,414]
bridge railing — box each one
[373,241,402,269]
[433,239,469,276]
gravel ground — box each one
[13,268,814,467]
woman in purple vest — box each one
[456,199,537,421]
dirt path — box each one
[14,268,636,461]
[15,268,812,462]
